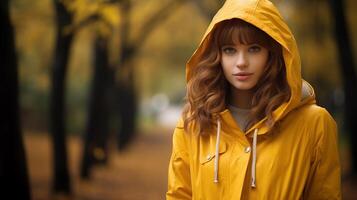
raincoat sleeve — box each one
[166,119,192,200]
[303,109,341,199]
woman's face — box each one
[220,42,269,91]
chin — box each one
[232,83,255,91]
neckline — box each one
[228,104,251,113]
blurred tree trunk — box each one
[116,0,137,150]
[0,1,31,199]
[116,79,137,150]
[50,0,73,194]
[115,0,187,150]
[80,35,112,178]
[328,0,357,176]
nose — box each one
[236,52,248,68]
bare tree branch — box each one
[68,14,99,34]
[132,0,188,53]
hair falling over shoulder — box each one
[182,19,291,135]
[182,42,228,135]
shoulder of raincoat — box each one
[166,0,341,199]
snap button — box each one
[206,155,211,160]
[244,146,251,153]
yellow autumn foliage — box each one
[10,0,357,132]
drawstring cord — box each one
[214,119,221,183]
[213,119,258,188]
[251,128,258,188]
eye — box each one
[248,45,262,53]
[222,46,236,54]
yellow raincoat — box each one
[166,0,341,199]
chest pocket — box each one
[199,140,228,182]
[200,141,227,164]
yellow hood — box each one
[186,0,309,135]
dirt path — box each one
[24,130,172,200]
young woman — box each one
[166,0,341,199]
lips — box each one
[233,72,253,76]
[232,72,253,81]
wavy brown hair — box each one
[182,18,291,134]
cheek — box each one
[221,65,231,80]
[253,54,269,72]
[220,57,232,74]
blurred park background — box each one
[2,0,357,199]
